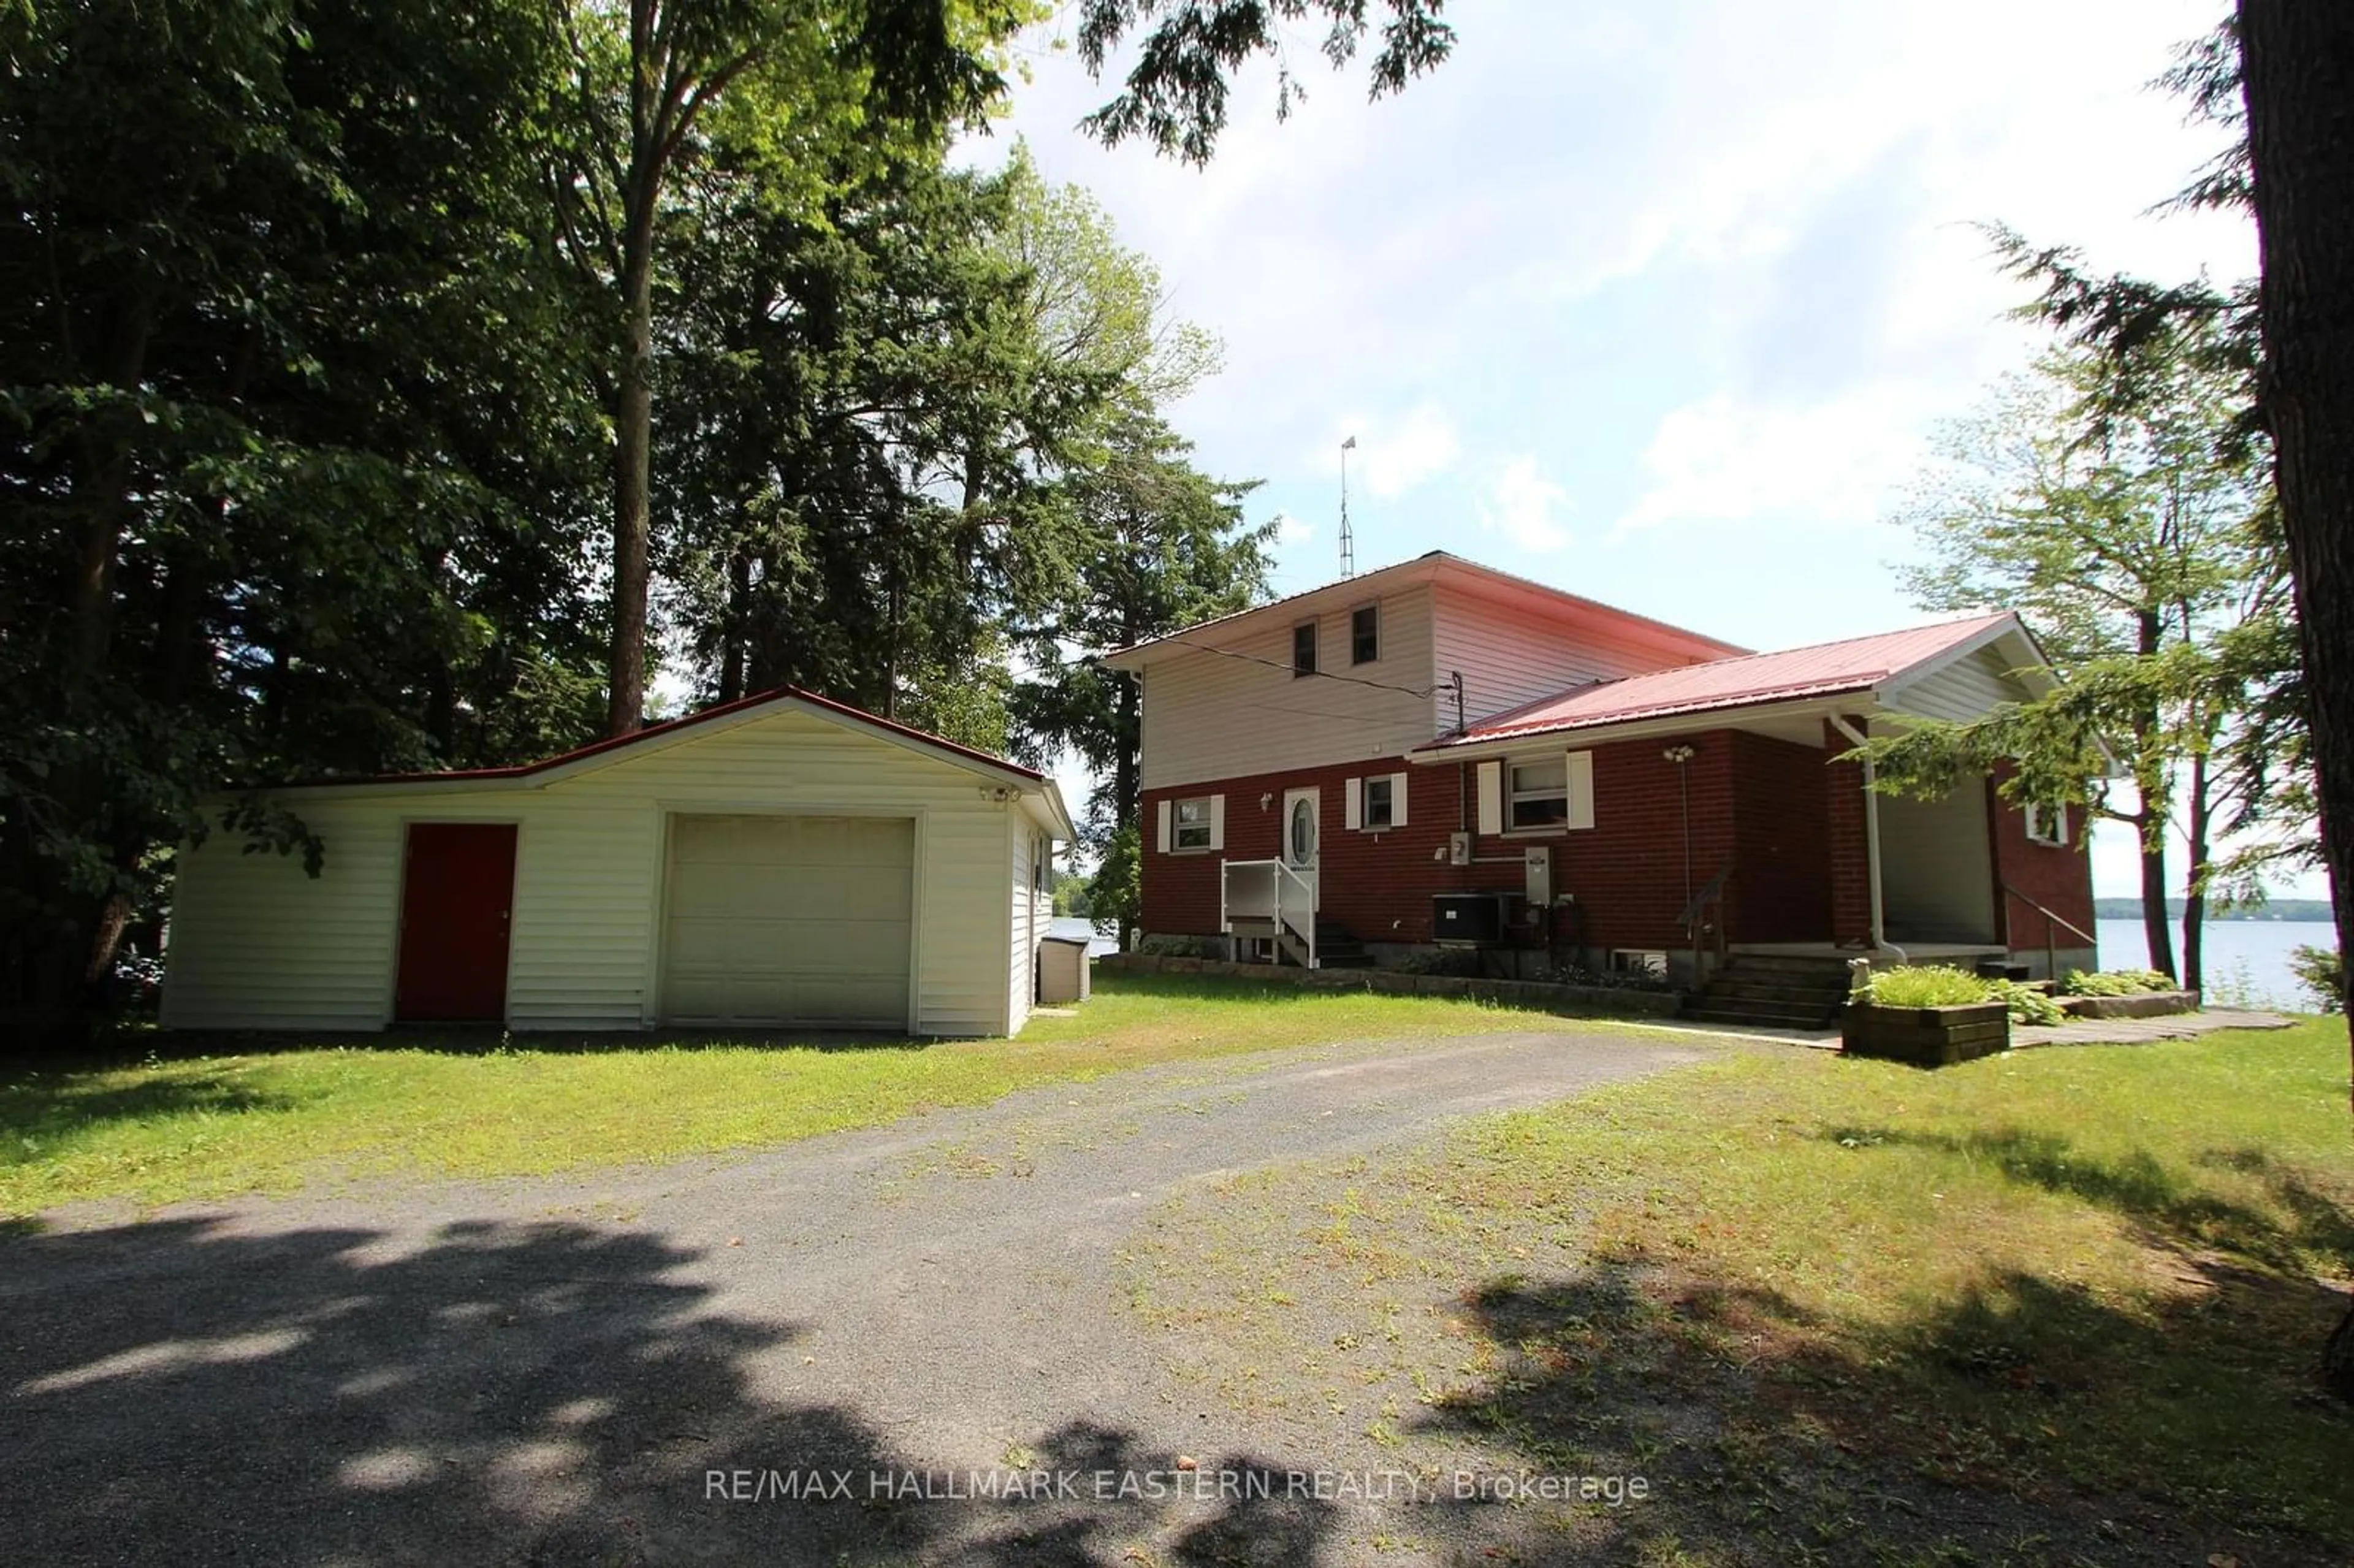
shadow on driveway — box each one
[0,1217,1338,1566]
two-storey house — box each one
[1102,552,2096,1022]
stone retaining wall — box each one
[1094,952,1684,1018]
[2055,989,2200,1020]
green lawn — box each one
[0,973,1642,1219]
[1132,1019,2354,1560]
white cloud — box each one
[1276,513,1314,544]
[1333,404,1462,500]
[1613,389,1929,536]
[1481,457,1574,553]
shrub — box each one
[2059,968,2177,997]
[1136,934,1225,960]
[2289,945,2344,1014]
[1864,965,1994,1009]
[1987,978,2065,1026]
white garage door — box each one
[662,814,914,1028]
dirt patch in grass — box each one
[1127,1022,2354,1564]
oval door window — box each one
[1289,798,1316,864]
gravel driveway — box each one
[0,1027,1711,1566]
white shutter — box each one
[1477,761,1502,835]
[1390,772,1408,828]
[1208,794,1225,851]
[2054,804,2069,845]
[1344,778,1363,831]
[1566,750,1595,830]
[1156,799,1172,854]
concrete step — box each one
[1702,979,1851,1005]
[1722,956,1856,978]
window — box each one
[2024,802,2069,847]
[1292,622,1317,677]
[1363,775,1395,829]
[1509,758,1569,829]
[1350,605,1379,665]
[1174,797,1214,850]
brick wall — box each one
[1824,718,1874,945]
[1987,759,2098,957]
[1141,726,1847,954]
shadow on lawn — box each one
[0,1072,309,1169]
[1401,1124,2354,1565]
[1412,1245,2353,1566]
[1821,1124,2354,1275]
[0,1218,1341,1568]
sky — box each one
[959,0,2310,900]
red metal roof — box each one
[277,685,1046,789]
[1423,612,2021,748]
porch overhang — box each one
[1409,695,1865,764]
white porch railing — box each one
[1222,858,1317,968]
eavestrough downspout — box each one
[1829,714,1907,965]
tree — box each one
[2235,0,2354,1402]
[1889,318,2282,992]
[1,0,609,1031]
[1010,414,1271,945]
[550,0,1011,737]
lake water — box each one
[2093,917,2334,1011]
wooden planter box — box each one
[2055,990,2199,1019]
[1842,1001,2011,1066]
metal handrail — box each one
[2000,883,2096,947]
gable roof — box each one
[1419,611,2035,750]
[1099,551,1748,671]
[258,687,1073,837]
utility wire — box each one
[1163,637,1442,700]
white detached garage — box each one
[162,688,1074,1037]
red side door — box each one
[394,823,518,1022]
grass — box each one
[0,972,1646,1219]
[1132,1019,2354,1559]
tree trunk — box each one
[606,212,655,737]
[2238,0,2354,1401]
[2130,610,2178,980]
[719,546,750,703]
[2182,748,2210,997]
[2137,811,2176,982]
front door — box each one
[395,823,518,1022]
[1282,786,1319,908]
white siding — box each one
[162,805,406,1032]
[1138,587,1436,790]
[1891,646,2036,723]
[1430,584,1698,729]
[162,707,1028,1037]
[1006,817,1043,1036]
[1880,780,1998,943]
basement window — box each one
[1509,758,1569,829]
[1174,797,1214,851]
[1292,622,1317,677]
[1351,605,1379,665]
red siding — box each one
[1987,761,2098,957]
[1142,728,1843,953]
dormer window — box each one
[1292,622,1317,677]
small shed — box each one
[162,688,1073,1037]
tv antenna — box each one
[1339,435,1358,579]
